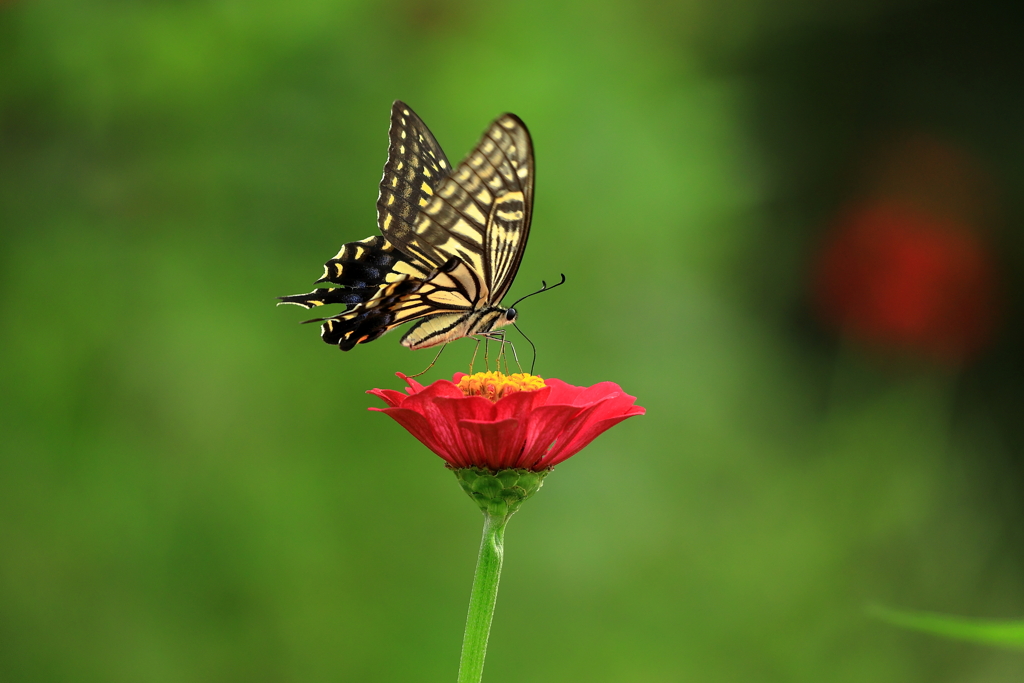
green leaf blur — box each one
[872,606,1024,651]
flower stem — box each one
[457,510,507,683]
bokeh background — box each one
[4,0,1024,680]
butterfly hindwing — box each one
[278,235,429,311]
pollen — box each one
[458,371,546,401]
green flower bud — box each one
[453,467,550,522]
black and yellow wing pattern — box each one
[279,101,534,351]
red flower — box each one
[368,372,645,470]
[813,201,999,365]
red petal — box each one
[573,381,632,406]
[370,406,460,466]
[400,378,467,412]
[493,385,551,421]
[539,411,642,467]
[457,418,522,469]
[367,388,408,408]
[539,395,644,467]
[396,372,426,395]
[434,395,497,422]
[407,397,477,468]
[518,404,586,468]
[543,378,587,405]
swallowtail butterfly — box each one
[279,101,534,351]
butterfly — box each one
[279,101,535,351]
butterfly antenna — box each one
[512,323,538,375]
[508,273,566,310]
[407,343,447,379]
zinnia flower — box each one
[368,371,645,471]
[813,201,999,365]
[368,369,643,683]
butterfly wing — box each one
[377,101,453,242]
[381,114,534,304]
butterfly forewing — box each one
[381,114,534,303]
[377,101,452,247]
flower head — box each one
[368,371,644,471]
[813,201,999,365]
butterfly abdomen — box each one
[401,306,511,350]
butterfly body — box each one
[280,101,534,351]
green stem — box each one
[457,510,507,683]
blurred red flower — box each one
[368,371,645,470]
[813,201,999,365]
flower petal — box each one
[456,418,522,470]
[539,394,644,467]
[572,381,633,406]
[539,406,645,467]
[396,372,427,395]
[493,385,551,421]
[542,378,587,405]
[434,395,497,422]
[367,388,409,408]
[400,378,468,413]
[409,397,484,468]
[369,406,457,465]
[518,404,586,468]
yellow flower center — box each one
[458,371,546,401]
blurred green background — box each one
[4,0,1024,680]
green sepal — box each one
[453,467,550,521]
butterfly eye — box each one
[505,308,517,321]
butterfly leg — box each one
[489,329,507,373]
[469,338,483,374]
[507,340,523,373]
[406,343,448,379]
[478,331,507,372]
[496,334,523,374]
[484,335,492,371]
